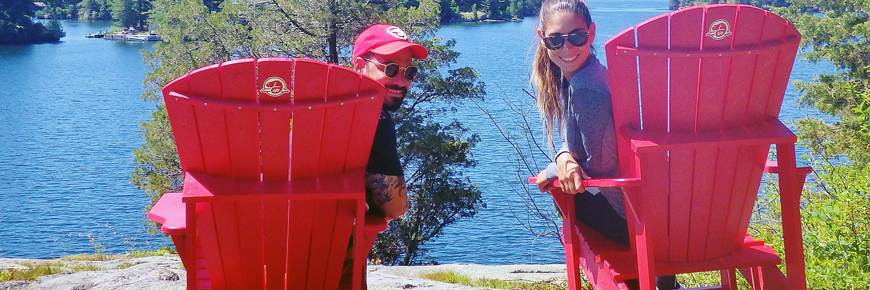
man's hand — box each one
[556,153,590,194]
[365,173,409,220]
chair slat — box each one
[188,64,232,177]
[166,97,204,173]
[257,58,295,102]
[696,6,736,131]
[763,13,799,119]
[306,200,340,289]
[211,202,245,290]
[286,200,316,285]
[686,148,716,262]
[346,76,384,170]
[289,60,330,180]
[263,201,290,289]
[235,202,265,289]
[220,59,260,180]
[324,200,357,290]
[258,58,295,181]
[667,149,693,261]
[668,7,704,133]
[318,66,358,175]
[289,108,324,180]
[260,110,292,181]
[636,153,670,261]
[320,105,355,176]
[704,148,740,258]
[294,59,330,102]
[636,16,669,132]
[734,146,769,241]
[745,12,789,124]
[197,204,228,290]
[605,31,641,179]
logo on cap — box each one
[706,19,732,41]
[260,76,290,97]
[386,26,408,40]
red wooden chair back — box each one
[161,58,384,290]
[604,4,800,262]
[164,58,383,180]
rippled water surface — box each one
[0,1,836,263]
[0,20,166,258]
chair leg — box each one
[739,265,788,290]
[720,269,738,290]
[775,143,808,290]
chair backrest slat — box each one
[257,58,295,181]
[605,4,800,262]
[220,59,261,180]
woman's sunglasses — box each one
[364,58,419,80]
[542,31,589,50]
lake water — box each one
[0,1,835,264]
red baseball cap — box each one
[352,24,428,60]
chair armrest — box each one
[182,169,367,202]
[625,119,797,153]
[527,176,640,190]
[146,192,188,235]
[764,160,812,175]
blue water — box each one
[0,20,166,258]
[0,1,836,264]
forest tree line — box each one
[34,0,542,25]
[670,0,789,9]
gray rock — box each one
[0,255,567,290]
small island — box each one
[0,1,65,44]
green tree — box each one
[671,0,788,9]
[109,0,150,29]
[0,0,65,44]
[78,0,113,20]
[486,0,501,20]
[748,1,870,288]
[439,0,460,22]
[134,0,486,265]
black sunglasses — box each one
[364,58,419,80]
[542,31,590,50]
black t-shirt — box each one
[366,111,403,176]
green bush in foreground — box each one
[762,1,870,289]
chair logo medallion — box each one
[260,76,291,97]
[706,19,732,40]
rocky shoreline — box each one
[0,255,568,290]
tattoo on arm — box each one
[365,173,407,207]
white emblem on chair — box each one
[260,76,291,97]
[706,19,732,40]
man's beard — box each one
[383,85,408,112]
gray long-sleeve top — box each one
[545,55,625,218]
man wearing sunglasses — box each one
[340,24,428,289]
[352,23,427,223]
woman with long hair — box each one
[530,0,679,289]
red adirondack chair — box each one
[146,57,388,290]
[531,5,810,290]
